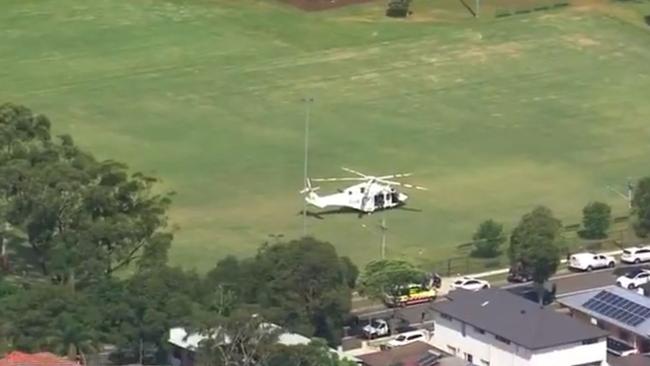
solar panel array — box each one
[583,290,650,327]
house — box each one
[357,341,469,366]
[430,288,609,366]
[0,352,79,366]
[557,285,650,354]
[168,323,361,366]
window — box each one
[474,326,485,334]
[447,345,457,355]
[440,313,452,321]
[582,338,600,345]
[465,353,473,363]
[571,362,601,366]
[480,360,490,366]
[407,334,423,341]
[495,335,511,344]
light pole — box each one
[302,97,314,236]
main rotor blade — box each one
[341,167,368,178]
[311,177,365,182]
[377,173,413,179]
[378,179,428,191]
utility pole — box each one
[475,0,480,17]
[302,97,314,236]
[379,210,388,259]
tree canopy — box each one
[0,103,173,289]
[203,237,355,345]
[633,177,650,237]
[359,259,425,299]
[471,219,505,258]
[581,201,611,239]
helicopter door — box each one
[374,194,384,209]
[391,192,399,203]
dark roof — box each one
[607,354,650,366]
[432,288,608,350]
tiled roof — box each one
[0,352,79,366]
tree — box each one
[633,177,650,237]
[471,219,505,258]
[359,259,425,300]
[0,283,101,360]
[195,310,280,366]
[339,256,359,289]
[581,202,611,239]
[268,339,356,366]
[0,104,173,288]
[509,206,562,304]
[209,237,353,345]
[386,0,412,17]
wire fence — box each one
[424,215,645,277]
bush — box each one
[386,0,411,17]
[581,201,611,239]
[471,220,505,258]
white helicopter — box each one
[300,167,427,214]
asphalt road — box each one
[344,263,650,346]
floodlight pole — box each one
[302,97,314,236]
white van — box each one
[568,252,616,271]
[386,330,427,348]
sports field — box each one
[2,0,650,271]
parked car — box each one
[362,319,390,339]
[568,252,616,271]
[616,269,650,289]
[607,337,637,357]
[386,330,427,348]
[621,246,650,264]
[507,264,532,283]
[450,276,490,291]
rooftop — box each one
[0,352,79,366]
[357,342,469,366]
[432,288,608,350]
[557,285,650,337]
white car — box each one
[568,252,616,271]
[386,330,427,348]
[450,277,490,291]
[616,269,650,289]
[362,319,390,339]
[621,247,650,264]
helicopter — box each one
[300,167,427,214]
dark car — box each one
[507,264,532,283]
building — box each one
[0,352,80,366]
[357,341,469,366]
[168,323,361,366]
[558,285,650,353]
[430,288,609,366]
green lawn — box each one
[1,0,650,271]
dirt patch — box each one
[563,34,600,47]
[280,0,378,11]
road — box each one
[345,264,647,345]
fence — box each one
[424,215,644,277]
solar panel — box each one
[583,290,650,327]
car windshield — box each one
[623,250,632,255]
[626,271,642,278]
[370,320,382,328]
[395,335,406,341]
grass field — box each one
[2,0,650,271]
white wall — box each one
[431,312,607,366]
